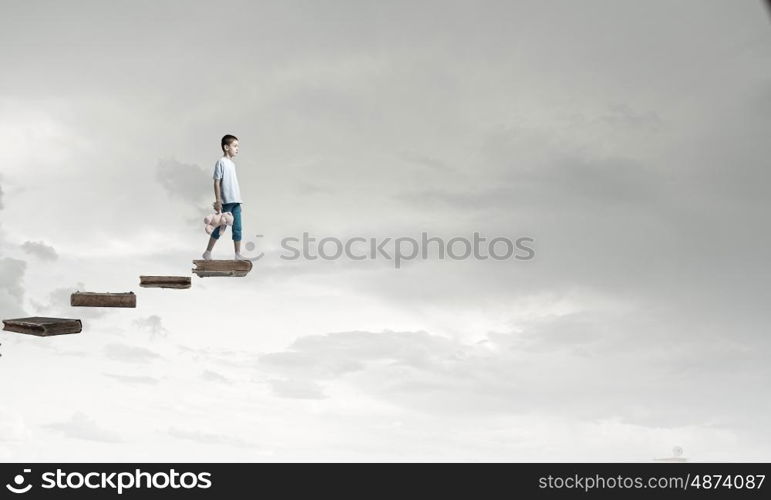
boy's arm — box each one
[213,179,223,212]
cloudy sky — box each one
[1,0,770,461]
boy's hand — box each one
[213,200,223,213]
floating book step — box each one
[71,291,136,308]
[192,259,252,278]
[2,317,83,337]
[139,276,191,289]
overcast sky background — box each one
[1,0,770,461]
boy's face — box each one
[224,140,239,157]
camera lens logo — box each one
[6,469,33,494]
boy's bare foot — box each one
[202,251,213,260]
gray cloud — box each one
[103,373,160,385]
[393,153,662,215]
[176,345,261,370]
[156,158,210,207]
[0,182,4,210]
[0,410,27,442]
[103,343,162,363]
[0,257,25,301]
[201,370,229,384]
[257,327,771,436]
[599,103,663,131]
[399,151,457,173]
[153,158,217,232]
[21,240,58,261]
[0,257,26,318]
[44,412,123,443]
[133,315,168,339]
[30,283,106,319]
[167,427,255,449]
[267,378,326,400]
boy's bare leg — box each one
[233,240,250,260]
[202,237,217,260]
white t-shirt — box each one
[212,156,242,204]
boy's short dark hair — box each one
[221,134,238,152]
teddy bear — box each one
[204,211,234,235]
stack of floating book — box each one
[192,260,252,277]
[139,276,191,289]
[2,317,83,337]
[71,291,136,308]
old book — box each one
[192,259,252,277]
[71,291,137,308]
[2,317,83,337]
[139,276,192,289]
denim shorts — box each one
[211,202,242,241]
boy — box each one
[202,134,247,261]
